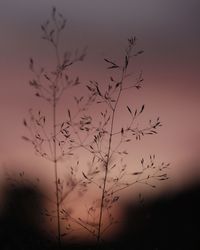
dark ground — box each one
[0,182,200,250]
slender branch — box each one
[97,64,126,243]
[53,79,61,248]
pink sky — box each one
[0,0,200,240]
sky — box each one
[0,0,200,240]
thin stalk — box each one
[51,22,62,248]
[96,68,126,243]
[96,110,114,243]
[53,83,61,248]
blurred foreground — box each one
[0,180,200,249]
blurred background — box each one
[0,0,200,243]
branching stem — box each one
[97,67,126,243]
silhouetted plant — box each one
[22,6,169,247]
[23,7,86,248]
[57,36,170,243]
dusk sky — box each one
[0,0,200,240]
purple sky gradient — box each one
[0,0,200,202]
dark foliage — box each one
[1,182,200,249]
[117,182,200,250]
[0,185,51,249]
